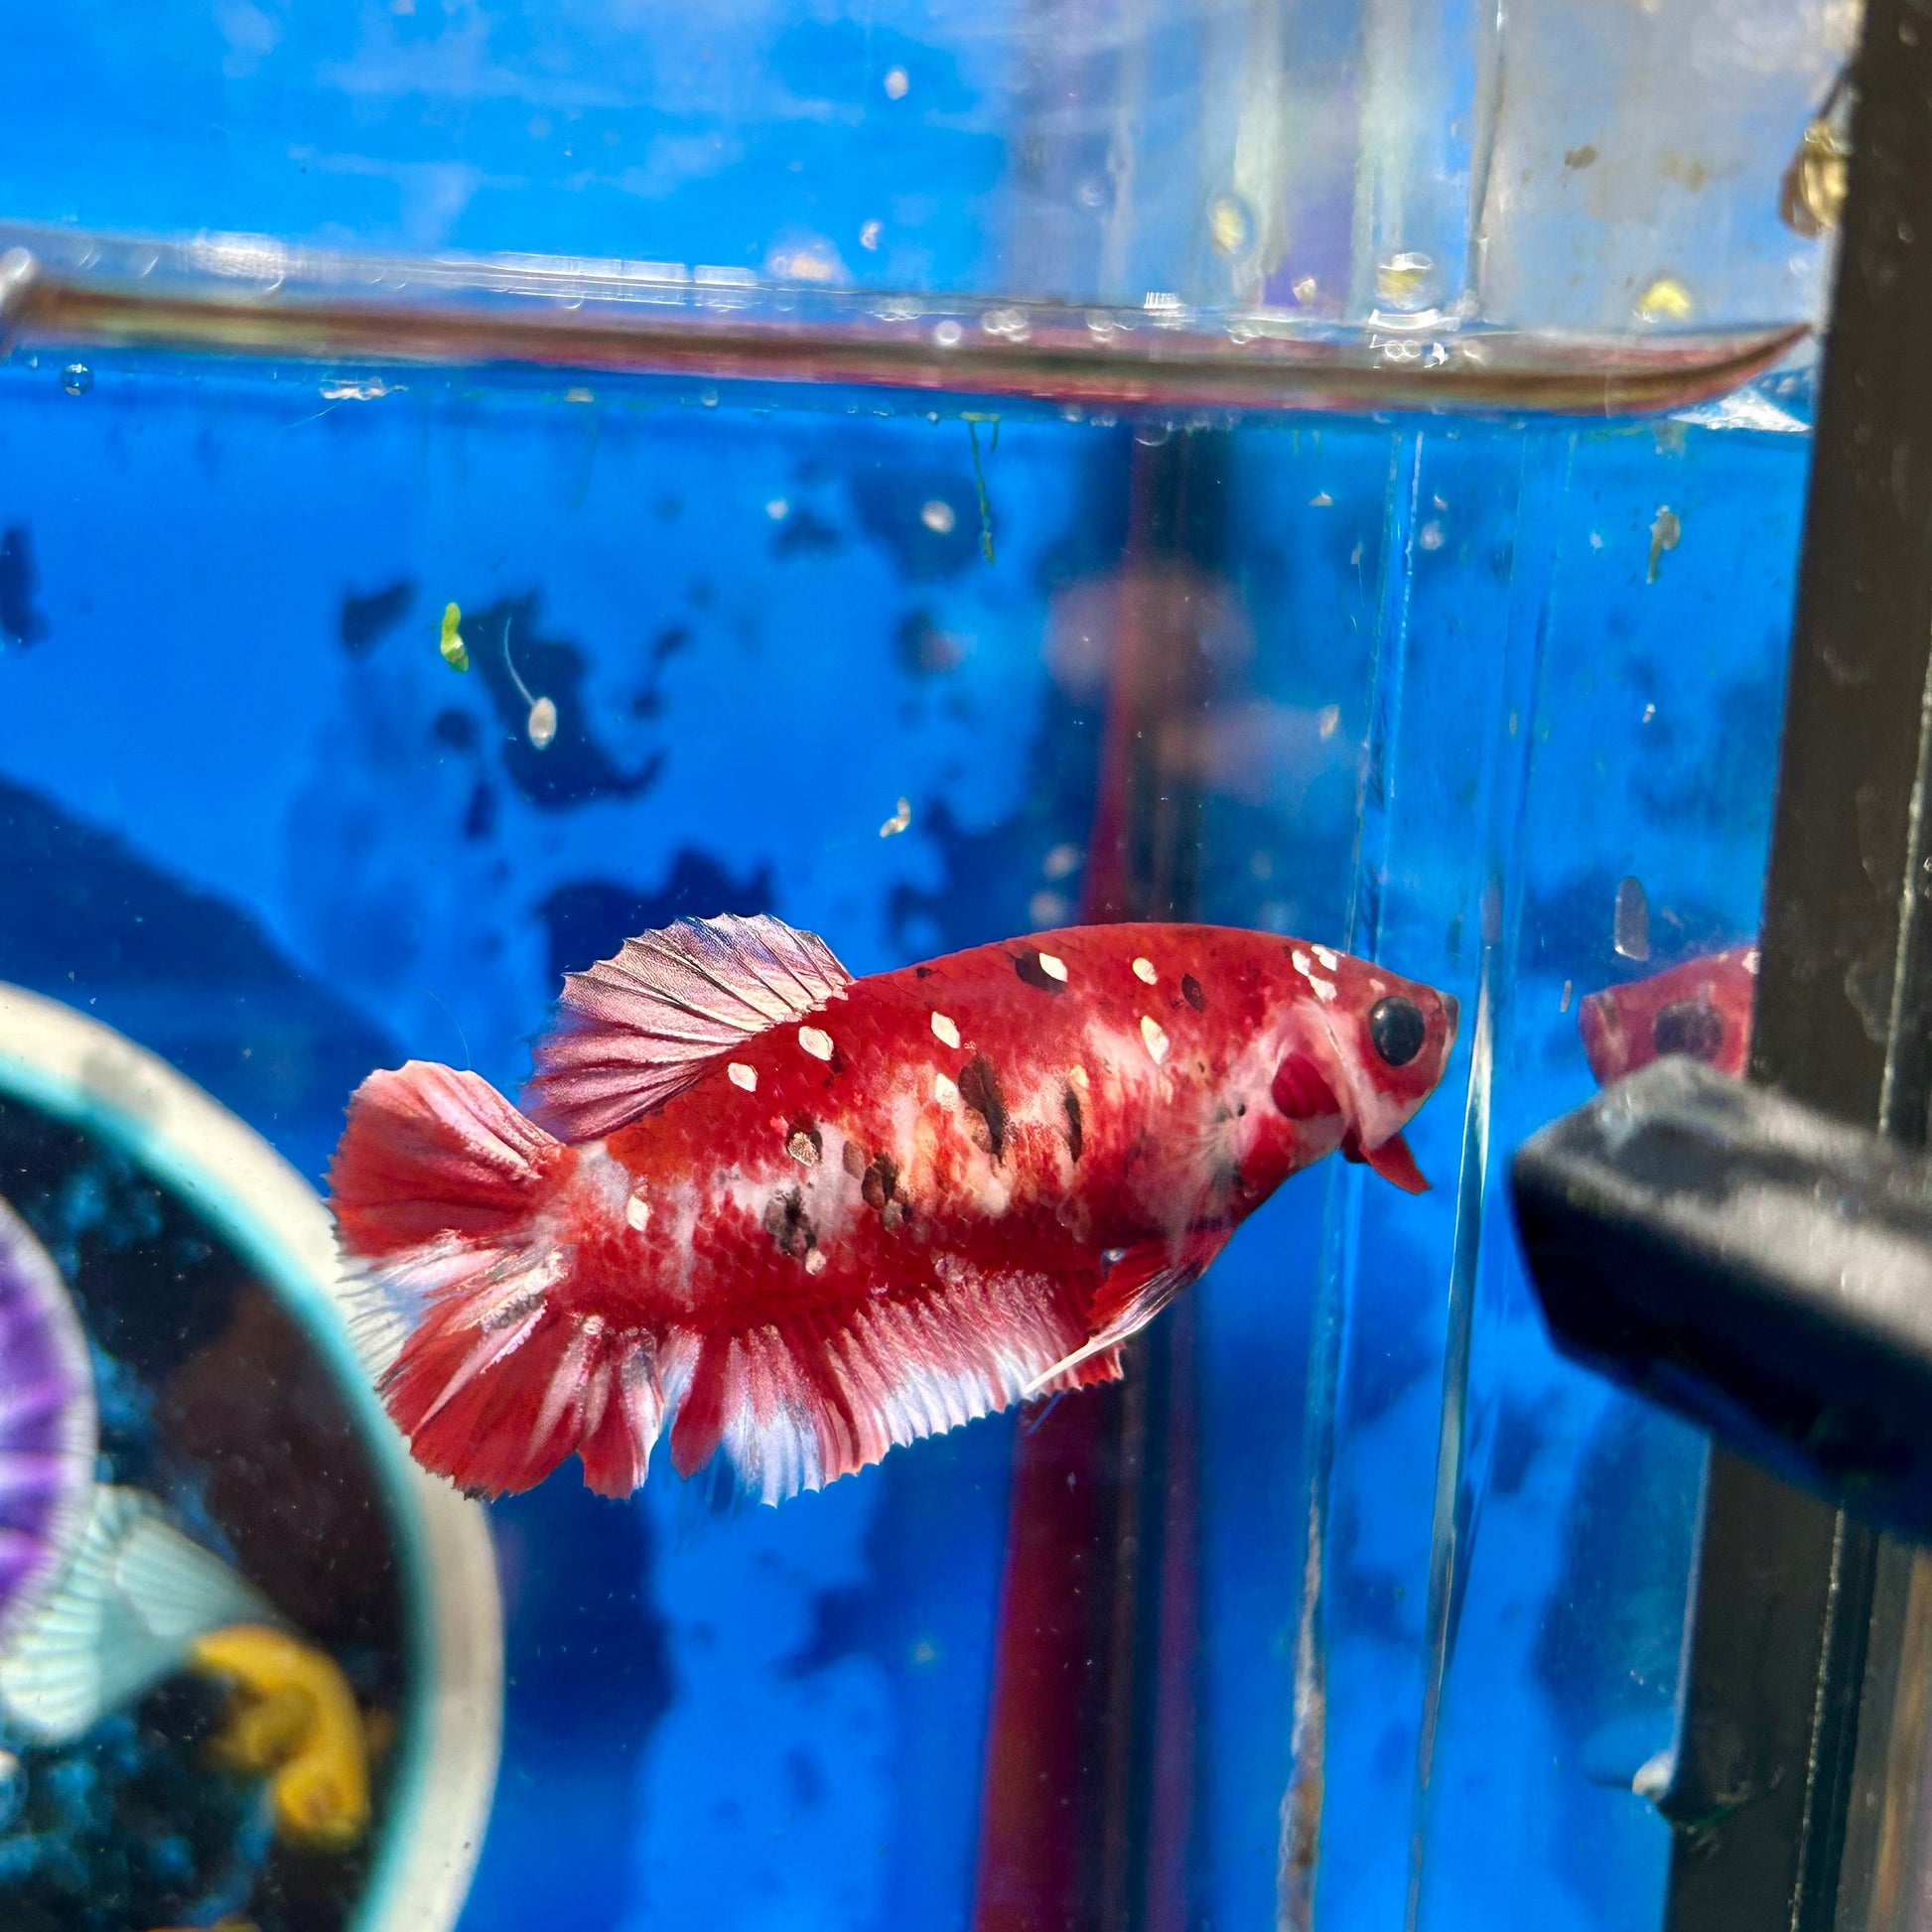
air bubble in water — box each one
[61,363,92,395]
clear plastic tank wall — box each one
[0,5,1841,1931]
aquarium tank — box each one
[0,2,1865,1930]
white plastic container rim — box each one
[0,981,503,1932]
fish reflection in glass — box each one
[1578,945,1759,1086]
[331,912,1458,1505]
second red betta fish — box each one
[331,915,1457,1504]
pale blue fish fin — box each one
[0,1487,271,1742]
[525,911,854,1141]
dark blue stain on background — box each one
[0,525,49,646]
[0,776,394,1180]
[340,579,417,657]
[467,596,663,811]
[536,851,777,988]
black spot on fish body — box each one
[787,1121,823,1167]
[1181,973,1206,1012]
[0,526,49,646]
[339,577,416,655]
[957,1054,1008,1163]
[861,1153,899,1210]
[1012,950,1064,995]
[763,1189,815,1258]
[915,965,935,979]
[1060,1084,1084,1162]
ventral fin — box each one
[1342,1128,1431,1193]
[525,912,854,1141]
[1020,1232,1225,1398]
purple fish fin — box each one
[0,1197,97,1650]
[525,913,855,1141]
[663,1264,1100,1505]
[1019,1231,1224,1399]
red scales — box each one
[330,913,1457,1504]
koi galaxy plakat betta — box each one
[330,915,1457,1504]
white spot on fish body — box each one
[934,1072,959,1105]
[1311,978,1337,1004]
[1141,1016,1170,1063]
[1037,951,1068,982]
[625,1192,651,1232]
[1292,950,1312,976]
[805,1249,828,1276]
[799,1027,835,1061]
[1133,957,1158,984]
[931,1013,960,1048]
[728,1061,758,1091]
[1312,945,1339,970]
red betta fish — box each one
[1577,945,1759,1086]
[330,915,1457,1505]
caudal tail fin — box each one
[329,1062,663,1499]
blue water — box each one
[0,336,1813,1931]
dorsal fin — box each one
[525,912,854,1141]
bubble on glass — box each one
[1311,491,1333,508]
[1636,276,1694,323]
[860,219,883,252]
[1133,422,1172,448]
[1031,890,1071,926]
[1293,275,1318,305]
[1042,843,1083,882]
[920,499,956,535]
[765,497,788,521]
[61,362,92,396]
[1375,252,1436,308]
[883,66,909,99]
[1207,195,1257,256]
[1419,520,1446,551]
[1076,177,1110,211]
[932,320,963,348]
[1614,877,1652,962]
[879,796,912,838]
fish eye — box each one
[1367,996,1427,1067]
[1652,997,1725,1062]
